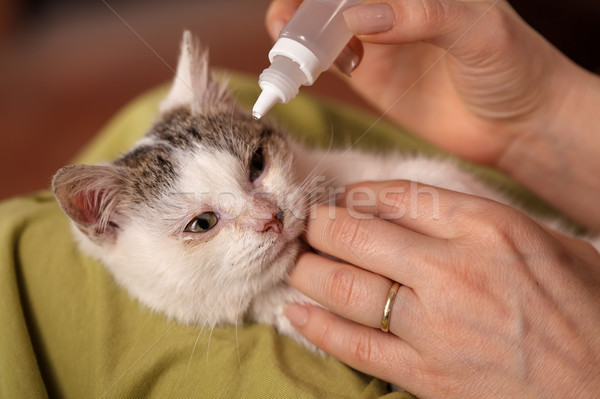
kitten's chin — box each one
[239,234,300,297]
[252,235,300,279]
[273,236,301,267]
[272,216,306,268]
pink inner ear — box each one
[70,190,103,226]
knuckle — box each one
[478,4,515,47]
[487,208,528,246]
[483,3,513,33]
[416,0,450,30]
[466,2,522,59]
[458,199,519,243]
[473,211,508,241]
[327,268,357,309]
[347,330,400,370]
[378,181,411,219]
[312,319,333,349]
[348,329,380,364]
[331,214,373,254]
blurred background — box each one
[0,0,598,201]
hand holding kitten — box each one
[285,180,600,397]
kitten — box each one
[52,32,599,353]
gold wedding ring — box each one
[381,282,400,332]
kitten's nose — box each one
[251,195,284,234]
[258,208,284,234]
[262,215,283,234]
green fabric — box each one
[1,74,433,399]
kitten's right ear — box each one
[52,164,128,240]
[159,31,195,113]
[160,31,232,115]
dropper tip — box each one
[252,86,281,120]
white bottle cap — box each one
[253,38,322,119]
[269,38,321,84]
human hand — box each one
[266,0,590,165]
[285,180,600,397]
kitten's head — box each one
[53,32,309,326]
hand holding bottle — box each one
[254,0,364,118]
[266,0,600,231]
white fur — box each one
[75,143,306,330]
[160,31,231,115]
[160,31,195,113]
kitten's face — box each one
[52,33,311,325]
[124,107,306,277]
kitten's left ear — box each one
[160,31,232,114]
[52,164,128,241]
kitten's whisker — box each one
[186,327,205,378]
[293,117,340,193]
[295,176,339,208]
[297,158,342,203]
[206,326,215,368]
[295,147,334,195]
[293,164,329,200]
[234,281,249,367]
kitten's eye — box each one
[249,147,265,182]
[184,212,218,233]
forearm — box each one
[498,64,600,232]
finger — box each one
[306,204,444,286]
[293,252,394,329]
[284,303,422,389]
[333,39,364,77]
[293,252,424,342]
[344,0,515,57]
[337,179,494,239]
[265,0,301,41]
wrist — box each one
[497,58,600,231]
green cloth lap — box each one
[1,73,545,398]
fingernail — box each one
[343,3,395,35]
[334,45,360,76]
[269,19,285,41]
[284,303,308,327]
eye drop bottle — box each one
[253,0,364,119]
